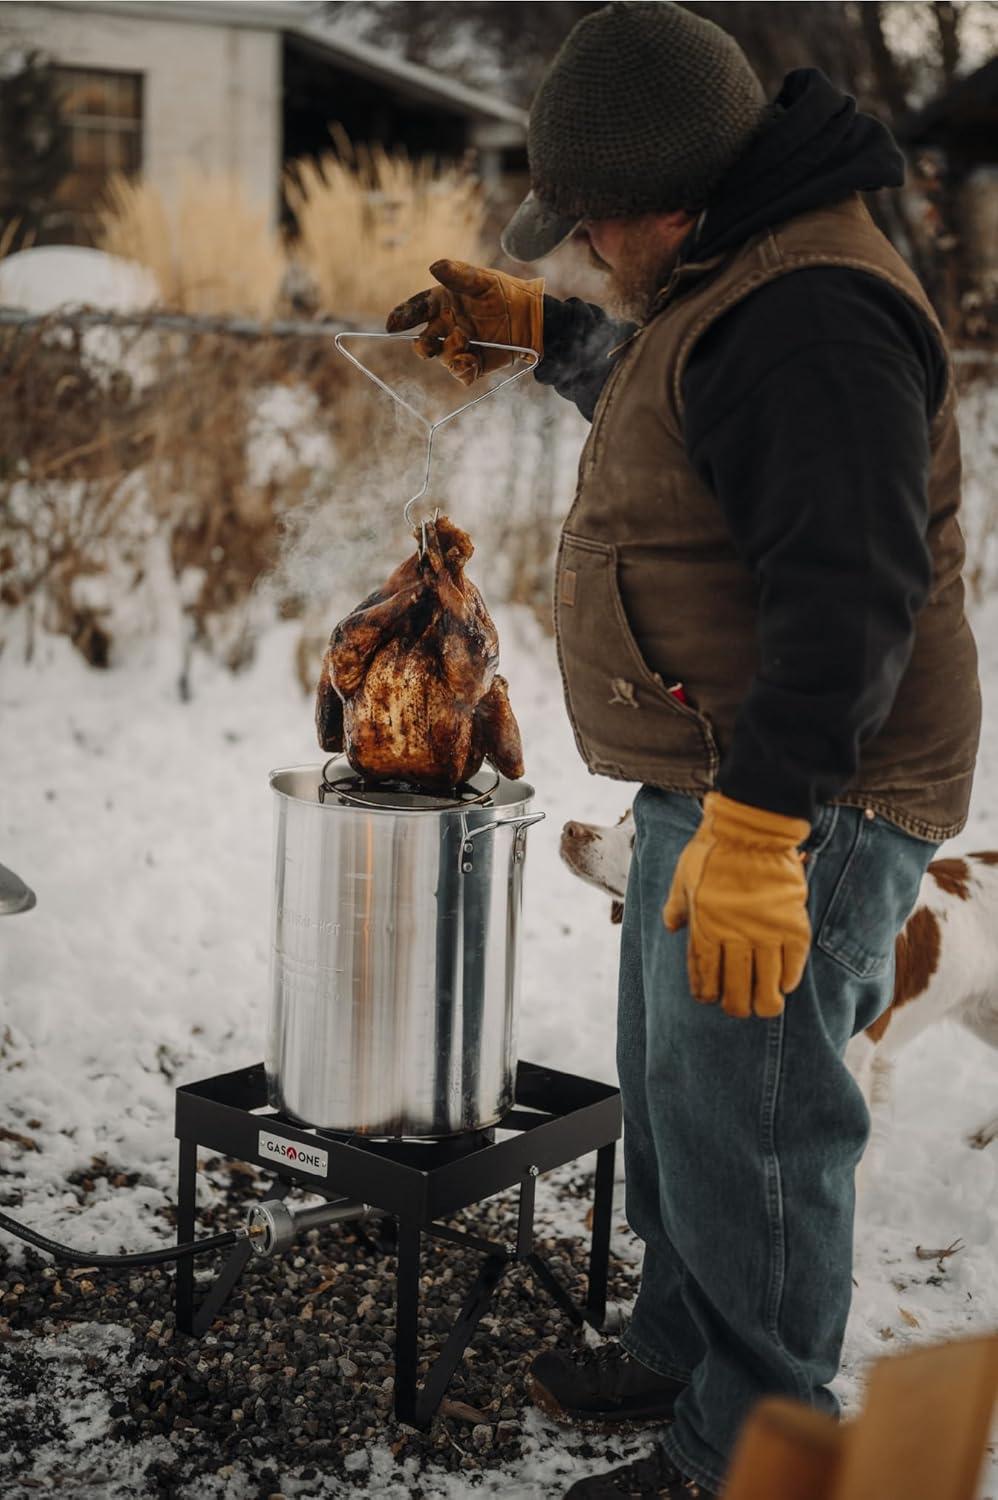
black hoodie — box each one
[536,70,947,825]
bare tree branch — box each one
[855,1,912,121]
[932,2,963,86]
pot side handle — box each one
[459,812,546,874]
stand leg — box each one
[527,1250,585,1327]
[191,1241,254,1337]
[187,1176,291,1336]
[175,1138,197,1335]
[586,1141,615,1328]
[394,1221,421,1425]
[416,1254,508,1426]
[516,1166,537,1260]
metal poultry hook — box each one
[334,330,539,542]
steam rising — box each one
[274,353,585,630]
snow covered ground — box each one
[1,587,996,1496]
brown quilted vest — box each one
[554,194,980,840]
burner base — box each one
[174,1060,622,1427]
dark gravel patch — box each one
[0,1158,637,1498]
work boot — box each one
[529,1342,686,1426]
[564,1445,717,1498]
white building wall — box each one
[2,2,282,220]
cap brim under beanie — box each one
[500,190,580,262]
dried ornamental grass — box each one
[97,170,286,318]
[0,217,24,260]
[287,133,485,322]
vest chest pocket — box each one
[554,531,717,787]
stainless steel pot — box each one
[266,760,544,1137]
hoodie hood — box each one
[692,69,906,261]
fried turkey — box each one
[316,516,524,790]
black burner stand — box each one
[174,1060,622,1428]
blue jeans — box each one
[617,787,938,1492]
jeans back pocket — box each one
[815,813,937,979]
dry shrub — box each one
[0,319,154,664]
[0,313,349,677]
[98,169,286,317]
[286,132,485,322]
[1,471,152,668]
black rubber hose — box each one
[0,1207,244,1267]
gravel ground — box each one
[0,1155,640,1498]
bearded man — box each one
[387,4,980,1496]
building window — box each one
[52,67,143,240]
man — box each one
[387,5,981,1496]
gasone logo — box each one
[258,1128,328,1178]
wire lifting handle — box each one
[333,330,539,529]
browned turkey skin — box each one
[316,516,524,791]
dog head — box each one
[559,809,635,923]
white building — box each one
[0,0,527,238]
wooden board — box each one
[724,1398,843,1500]
[832,1335,998,1500]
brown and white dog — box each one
[560,810,998,1157]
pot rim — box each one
[269,763,536,819]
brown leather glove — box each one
[662,792,812,1019]
[386,259,544,387]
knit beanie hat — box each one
[501,2,767,261]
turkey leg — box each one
[470,674,524,781]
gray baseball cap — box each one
[500,191,580,263]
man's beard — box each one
[588,237,683,322]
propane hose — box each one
[0,1194,371,1268]
[0,1207,251,1267]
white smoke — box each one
[274,341,584,635]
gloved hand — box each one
[386,259,544,387]
[662,792,812,1019]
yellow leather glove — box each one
[662,792,812,1019]
[385,259,544,387]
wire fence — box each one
[0,306,352,340]
[0,304,583,690]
